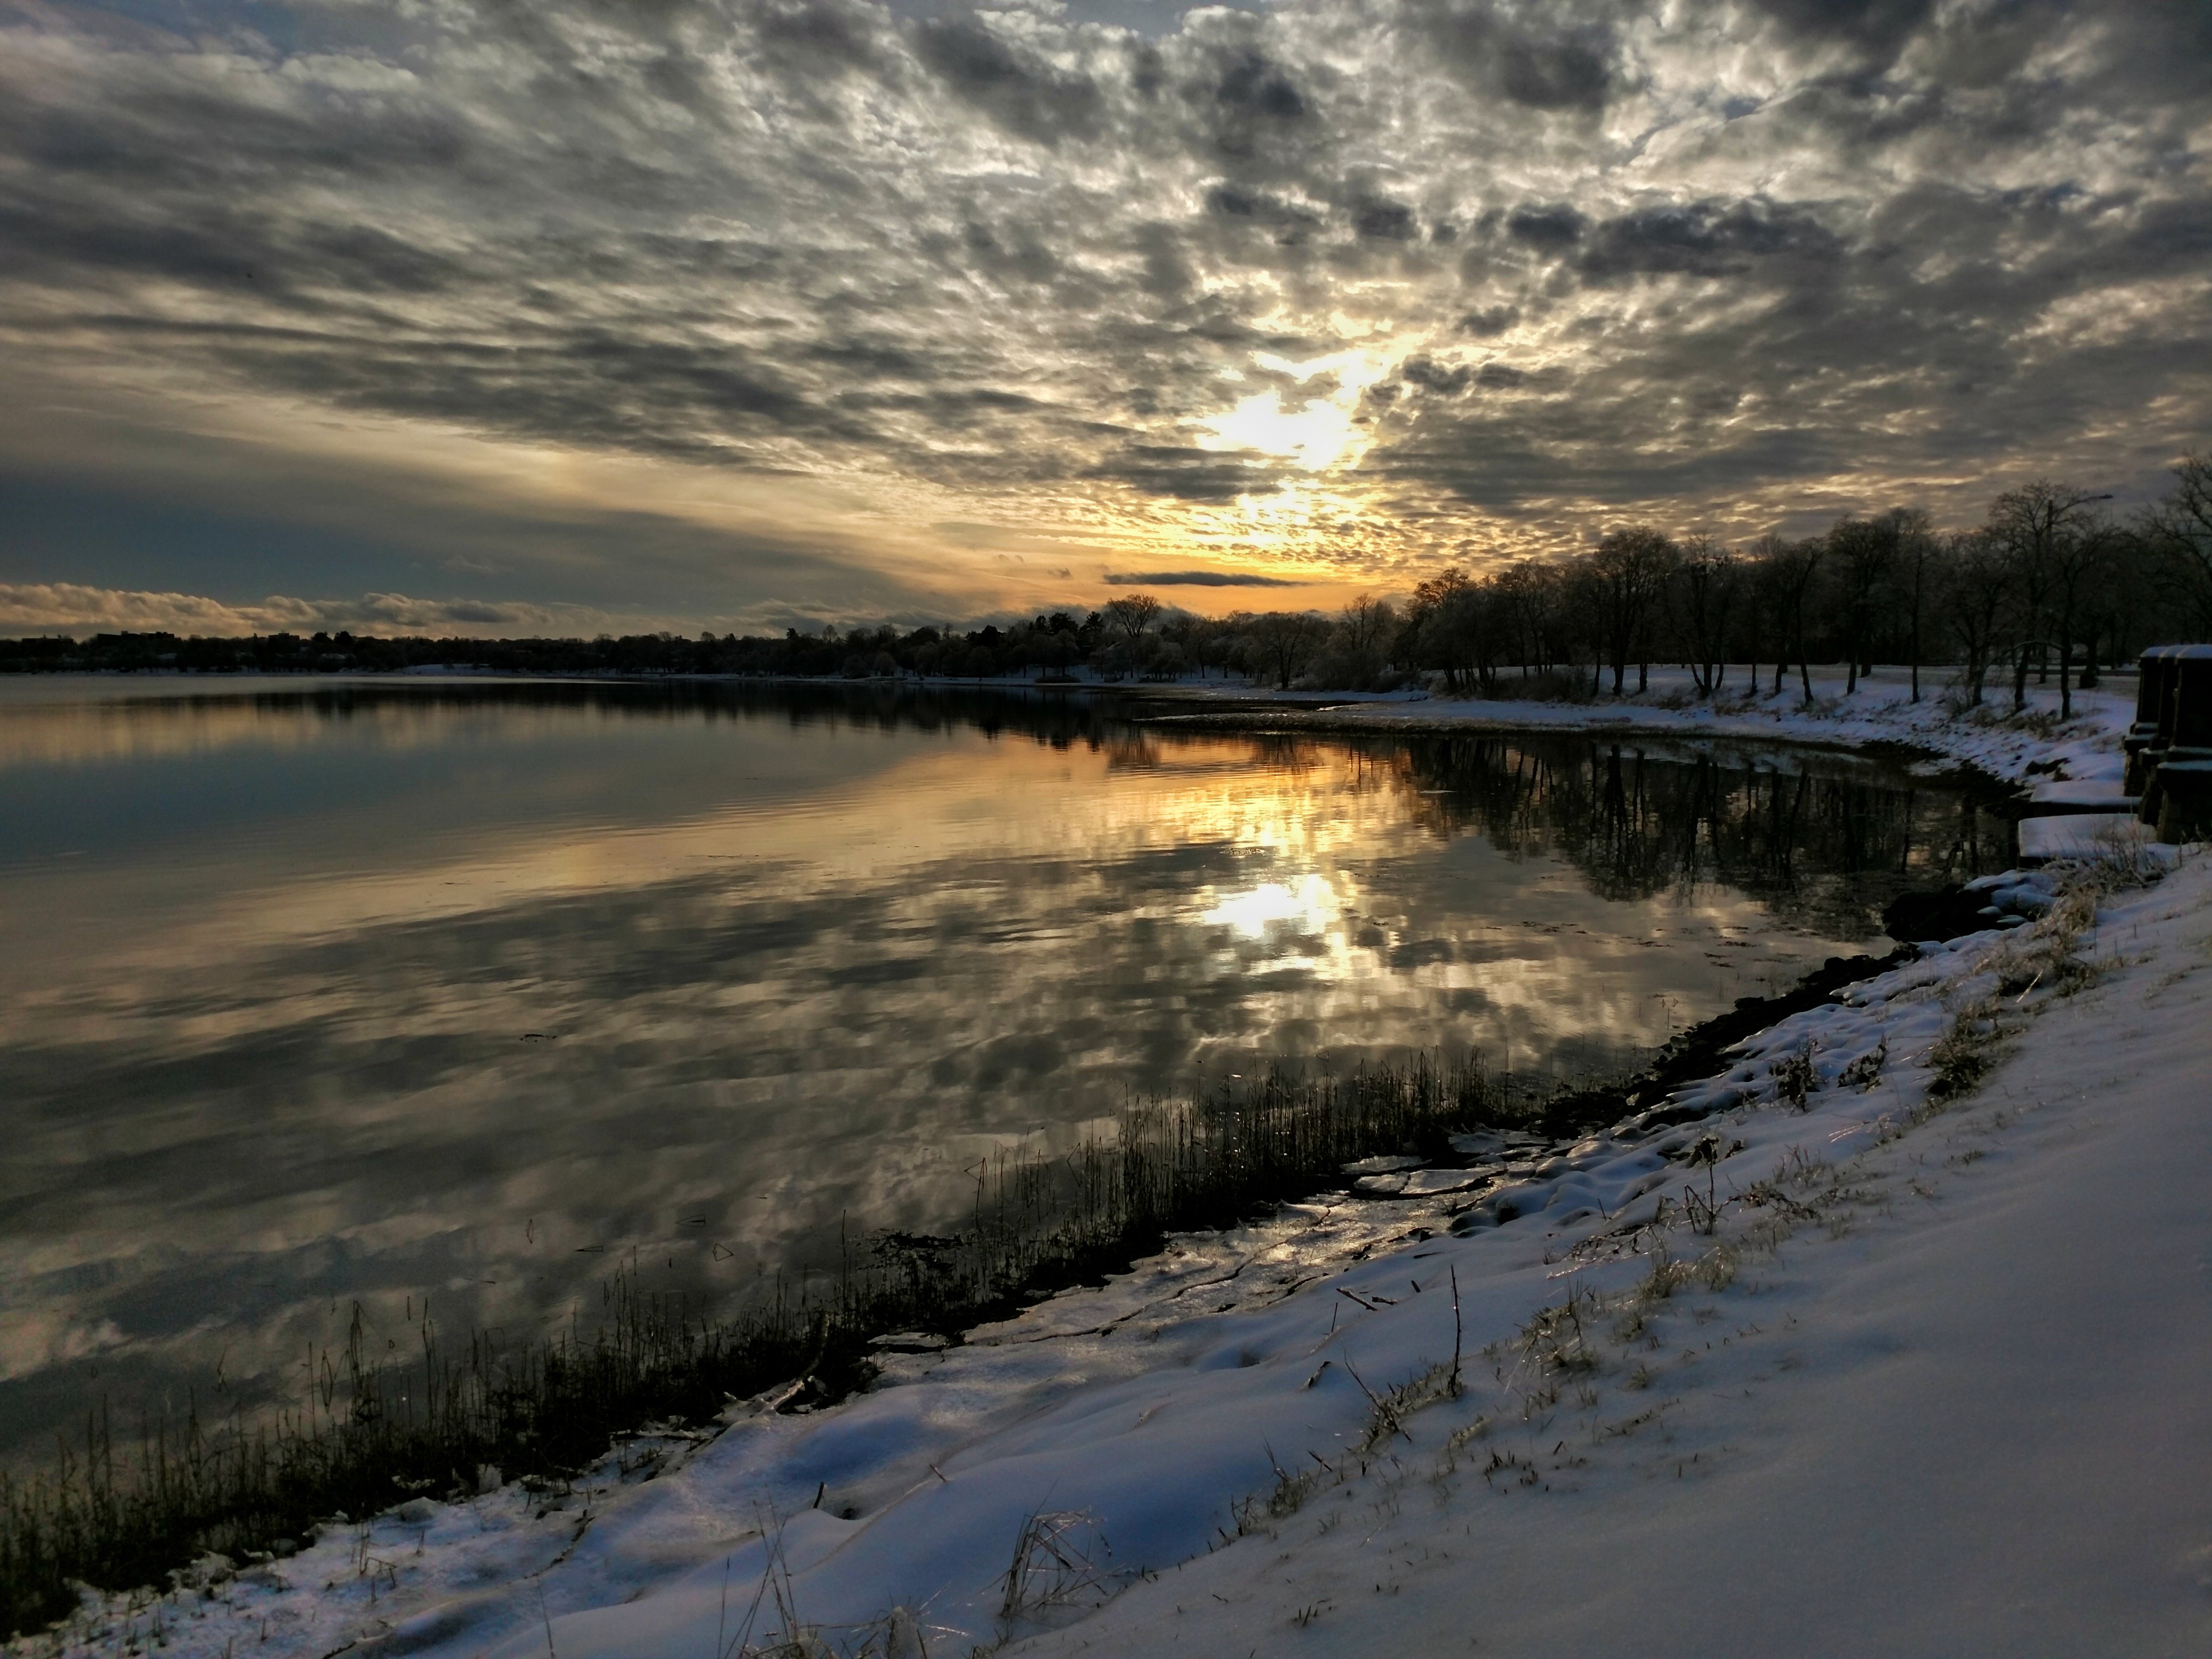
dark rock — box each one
[1882,884,2001,943]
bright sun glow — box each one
[1197,351,1379,472]
[1201,390,1360,469]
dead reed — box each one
[1,1054,1497,1637]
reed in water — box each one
[3,1053,1511,1636]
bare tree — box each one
[1587,526,1677,694]
[1317,594,1397,689]
[1448,582,1512,693]
[1410,567,1471,616]
[1987,481,2105,711]
[1890,508,1939,703]
[2075,524,2165,684]
[1825,514,1900,693]
[1494,560,1565,675]
[2141,451,2212,635]
[2045,509,2118,718]
[1160,613,1214,678]
[1940,530,2011,706]
[1101,593,1162,646]
[1669,536,1739,696]
[1187,617,1237,680]
[1245,611,1330,690]
[1755,535,1823,705]
[1402,567,1471,690]
[1339,594,1394,655]
[1409,579,1498,695]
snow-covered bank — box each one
[1017,853,2212,1659]
[1145,665,2136,795]
[23,833,2210,1657]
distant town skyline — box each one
[3,0,2208,637]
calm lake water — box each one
[0,677,2014,1463]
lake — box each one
[0,676,2013,1464]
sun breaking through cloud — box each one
[1,0,2207,630]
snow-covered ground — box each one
[1147,663,2139,795]
[1008,859,2212,1659]
[19,672,2209,1659]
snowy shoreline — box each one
[1127,661,2138,799]
[19,675,2207,1659]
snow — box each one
[1151,663,2138,794]
[1009,860,2212,1658]
[2018,812,2165,865]
[17,672,2211,1659]
[2027,777,2138,806]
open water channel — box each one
[0,676,2015,1465]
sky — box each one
[0,0,2208,638]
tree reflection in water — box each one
[0,678,2013,1470]
[1383,733,2010,939]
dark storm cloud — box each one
[1505,204,1587,249]
[5,75,470,187]
[1387,415,1849,516]
[1752,0,1936,63]
[0,443,918,631]
[206,327,893,467]
[1496,32,1614,112]
[1181,30,1332,177]
[1086,445,1285,502]
[1204,182,1324,241]
[753,0,890,71]
[1576,198,1842,281]
[0,0,2207,603]
[1400,1,1623,112]
[1104,570,1301,587]
[1363,165,2210,520]
[1458,304,1520,337]
[914,16,1105,146]
[1353,197,1419,241]
[1400,355,1472,396]
[1213,48,1310,123]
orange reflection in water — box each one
[0,681,1990,1463]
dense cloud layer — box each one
[0,581,649,638]
[1,0,2208,618]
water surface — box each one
[0,677,2012,1462]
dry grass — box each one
[2,1056,1506,1639]
[998,1510,1112,1626]
[1770,1044,1817,1110]
[1227,862,2161,1568]
[1924,862,2126,1105]
[1925,994,2005,1100]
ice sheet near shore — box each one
[19,675,2210,1659]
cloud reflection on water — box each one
[0,680,2008,1462]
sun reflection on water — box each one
[0,681,1988,1470]
[1199,874,1343,946]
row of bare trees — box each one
[1187,459,2212,708]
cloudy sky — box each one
[1,0,2207,636]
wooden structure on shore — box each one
[2130,644,2212,842]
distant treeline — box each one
[0,607,1154,681]
[11,462,2208,705]
[1375,464,2212,716]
